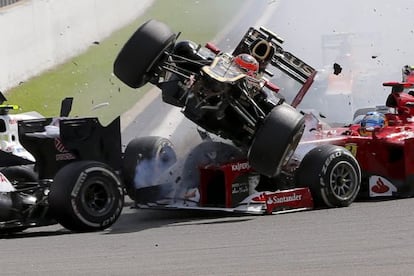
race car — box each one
[0,92,40,165]
[114,20,362,213]
[114,19,316,179]
[291,80,414,199]
[0,98,124,234]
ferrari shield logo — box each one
[344,143,357,157]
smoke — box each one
[260,0,414,123]
[133,140,245,203]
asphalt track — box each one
[3,1,414,275]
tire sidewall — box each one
[50,161,124,231]
[297,145,361,207]
[318,148,361,207]
[114,19,176,88]
[69,165,124,228]
[122,136,177,201]
[248,103,305,177]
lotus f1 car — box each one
[114,20,362,214]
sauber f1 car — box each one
[113,20,362,214]
[0,99,124,234]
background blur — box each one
[2,0,414,125]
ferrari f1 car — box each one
[113,20,363,213]
[294,80,414,199]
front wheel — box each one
[49,161,124,232]
[113,19,176,88]
[248,103,305,177]
[296,144,361,207]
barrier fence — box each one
[0,0,21,8]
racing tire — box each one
[114,19,176,88]
[248,103,305,177]
[122,136,177,202]
[296,144,361,208]
[49,161,124,232]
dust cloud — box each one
[253,0,414,123]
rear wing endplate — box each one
[232,26,317,107]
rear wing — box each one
[232,26,317,107]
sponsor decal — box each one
[54,138,66,153]
[369,176,397,197]
[231,162,251,172]
[54,138,76,161]
[71,167,123,228]
[320,151,342,187]
[322,151,342,174]
[345,143,357,157]
[263,188,313,214]
[56,153,76,161]
[266,193,302,205]
[282,51,315,77]
[232,182,249,194]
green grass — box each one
[6,0,246,125]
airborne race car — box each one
[113,19,363,213]
[0,21,333,235]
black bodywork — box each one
[0,98,123,233]
[157,26,315,147]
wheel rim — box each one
[329,161,359,200]
[156,142,176,166]
[81,179,114,217]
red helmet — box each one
[234,53,259,75]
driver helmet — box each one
[359,111,386,134]
[234,53,259,76]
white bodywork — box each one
[0,111,42,162]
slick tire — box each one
[122,136,177,202]
[113,19,176,88]
[296,144,361,208]
[248,103,305,177]
[49,161,124,232]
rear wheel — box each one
[113,19,176,88]
[49,161,124,232]
[122,136,177,202]
[296,144,361,207]
[248,103,305,177]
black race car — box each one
[114,19,316,178]
[114,20,361,213]
[0,99,124,234]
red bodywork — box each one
[199,160,314,214]
[298,81,414,197]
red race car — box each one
[294,81,414,199]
